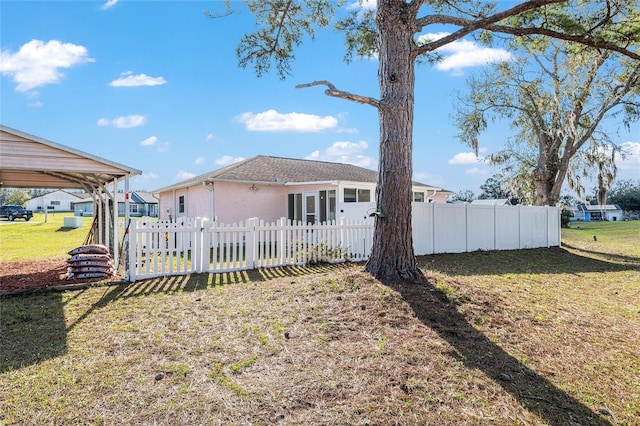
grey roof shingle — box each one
[211,156,378,183]
[153,155,449,193]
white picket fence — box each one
[127,204,561,281]
[128,217,373,281]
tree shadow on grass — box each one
[387,275,612,426]
[418,246,638,277]
[63,263,352,333]
[0,292,68,373]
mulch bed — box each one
[0,258,119,293]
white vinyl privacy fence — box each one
[127,204,560,281]
[412,203,561,254]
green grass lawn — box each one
[1,220,638,425]
[0,212,91,262]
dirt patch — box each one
[0,258,118,292]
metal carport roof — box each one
[1,124,142,277]
[0,125,141,189]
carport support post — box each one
[111,177,119,270]
[124,175,130,279]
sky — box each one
[1,0,638,197]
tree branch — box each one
[485,24,640,61]
[414,0,640,62]
[414,0,565,54]
[295,80,381,109]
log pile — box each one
[67,244,115,280]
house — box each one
[575,204,623,222]
[25,189,84,212]
[154,155,453,224]
[470,198,512,206]
[72,191,158,218]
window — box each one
[344,188,371,203]
[413,192,425,202]
[290,190,336,223]
[319,190,337,222]
[287,193,303,222]
[344,188,357,203]
[178,195,185,214]
[130,204,139,214]
[50,201,60,206]
[358,189,371,202]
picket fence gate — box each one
[128,217,373,281]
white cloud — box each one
[97,115,146,128]
[101,0,118,10]
[465,167,489,177]
[215,155,245,166]
[448,151,484,165]
[156,142,170,153]
[347,0,375,11]
[109,71,167,87]
[306,140,377,169]
[131,171,159,186]
[206,133,217,141]
[235,109,338,132]
[140,136,157,146]
[417,32,512,75]
[176,170,195,180]
[413,171,446,187]
[0,39,94,92]
[195,157,205,165]
[616,141,640,180]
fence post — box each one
[465,203,469,253]
[277,217,286,265]
[246,218,257,269]
[202,218,211,272]
[545,205,550,248]
[518,204,522,249]
[557,207,562,248]
[128,219,137,282]
[193,218,202,273]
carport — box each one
[0,125,141,275]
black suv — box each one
[0,205,33,221]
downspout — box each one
[202,181,215,221]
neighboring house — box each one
[154,155,453,224]
[575,204,623,221]
[25,189,83,212]
[72,191,158,218]
[470,199,512,206]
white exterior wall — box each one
[605,210,623,221]
[26,190,81,212]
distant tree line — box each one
[449,176,640,212]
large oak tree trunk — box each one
[365,1,421,282]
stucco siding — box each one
[215,182,286,223]
[168,185,212,220]
[430,192,449,203]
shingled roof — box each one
[154,155,444,192]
